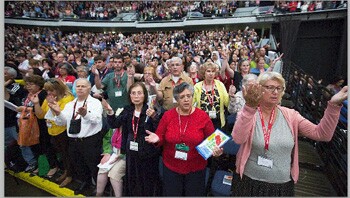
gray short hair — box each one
[242,74,258,87]
[4,66,17,78]
[76,78,91,88]
[173,82,194,100]
[76,65,89,74]
[171,56,182,65]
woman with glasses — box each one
[102,82,163,196]
[231,72,348,196]
[31,78,75,187]
[145,82,223,196]
[15,75,47,173]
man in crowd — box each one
[157,56,193,110]
[94,54,133,111]
[89,55,113,94]
[49,78,103,195]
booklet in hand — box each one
[196,128,231,160]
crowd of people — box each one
[5,1,346,20]
[4,22,347,196]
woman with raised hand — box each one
[31,78,75,187]
[232,71,348,196]
[103,82,163,196]
[145,82,223,196]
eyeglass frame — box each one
[262,85,285,93]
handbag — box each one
[211,170,238,196]
[69,118,81,134]
[18,107,40,146]
[68,99,86,134]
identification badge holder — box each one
[115,91,122,97]
[257,155,273,168]
[209,110,217,119]
[46,120,52,128]
[175,143,189,160]
[130,141,139,151]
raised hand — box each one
[145,130,160,144]
[146,75,156,87]
[77,104,87,117]
[126,65,135,77]
[91,64,99,75]
[46,95,57,104]
[47,100,61,115]
[330,86,348,105]
[30,94,40,105]
[242,82,263,108]
[146,108,156,119]
[229,85,236,97]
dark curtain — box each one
[336,16,347,77]
[279,20,301,62]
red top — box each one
[155,108,215,174]
[59,75,76,84]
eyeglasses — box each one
[263,85,284,93]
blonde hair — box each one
[44,78,73,100]
[144,66,158,80]
[199,62,219,78]
[257,71,286,98]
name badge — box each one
[175,151,188,160]
[175,143,189,160]
[115,91,122,97]
[257,155,273,168]
[209,110,217,119]
[130,141,138,151]
[46,121,52,128]
[173,97,177,103]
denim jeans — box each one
[5,126,37,166]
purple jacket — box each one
[232,101,341,183]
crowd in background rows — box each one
[5,25,263,78]
[5,1,346,20]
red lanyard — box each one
[132,112,140,141]
[171,77,182,88]
[257,106,276,151]
[114,70,125,88]
[203,81,215,107]
[178,107,191,142]
[72,99,87,120]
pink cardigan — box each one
[232,102,341,183]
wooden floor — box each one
[295,140,337,196]
[5,139,338,197]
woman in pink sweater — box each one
[232,72,347,196]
